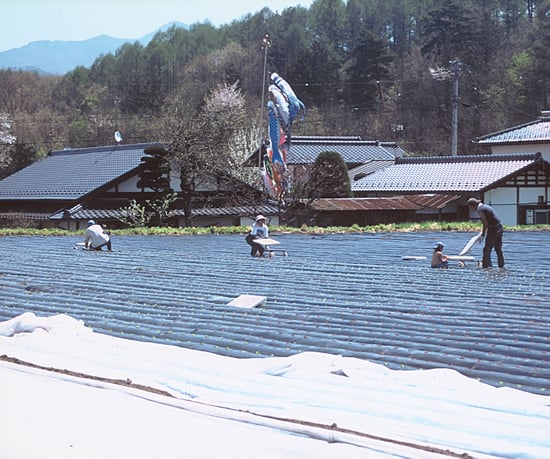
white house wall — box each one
[107,175,141,192]
[170,171,180,192]
[168,172,226,192]
[520,187,548,206]
[483,188,517,226]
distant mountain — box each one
[0,22,188,75]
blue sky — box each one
[0,0,314,53]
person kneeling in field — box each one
[84,220,112,251]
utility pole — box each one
[429,59,462,156]
[450,59,460,157]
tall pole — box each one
[451,59,459,157]
[259,34,271,167]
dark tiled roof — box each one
[288,136,403,164]
[0,211,51,220]
[352,154,542,193]
[50,206,122,220]
[476,112,550,145]
[244,136,405,166]
[0,143,158,200]
[50,203,280,221]
[180,204,280,218]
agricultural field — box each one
[1,231,548,395]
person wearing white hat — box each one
[84,220,112,251]
[245,215,269,256]
[431,241,449,268]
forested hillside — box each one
[0,0,548,178]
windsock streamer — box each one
[261,164,278,197]
[268,84,290,132]
[260,73,305,199]
[271,72,306,122]
[267,101,285,167]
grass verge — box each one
[1,222,549,237]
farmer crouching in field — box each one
[84,220,112,251]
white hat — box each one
[255,215,266,221]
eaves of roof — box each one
[50,203,281,220]
[0,211,51,220]
[175,204,280,218]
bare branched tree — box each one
[163,82,260,226]
[0,113,16,171]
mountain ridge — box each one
[0,22,187,75]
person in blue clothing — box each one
[245,215,269,257]
[468,198,505,268]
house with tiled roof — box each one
[475,111,550,159]
[0,143,274,229]
[351,153,550,226]
[245,135,404,169]
[243,133,550,226]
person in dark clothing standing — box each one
[467,198,505,268]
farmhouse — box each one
[349,153,550,226]
[0,143,275,229]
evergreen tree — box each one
[343,28,394,110]
[137,146,172,193]
[307,151,351,198]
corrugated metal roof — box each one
[476,114,550,145]
[311,196,422,211]
[406,193,461,209]
[309,194,461,212]
[352,155,538,193]
[0,143,158,200]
